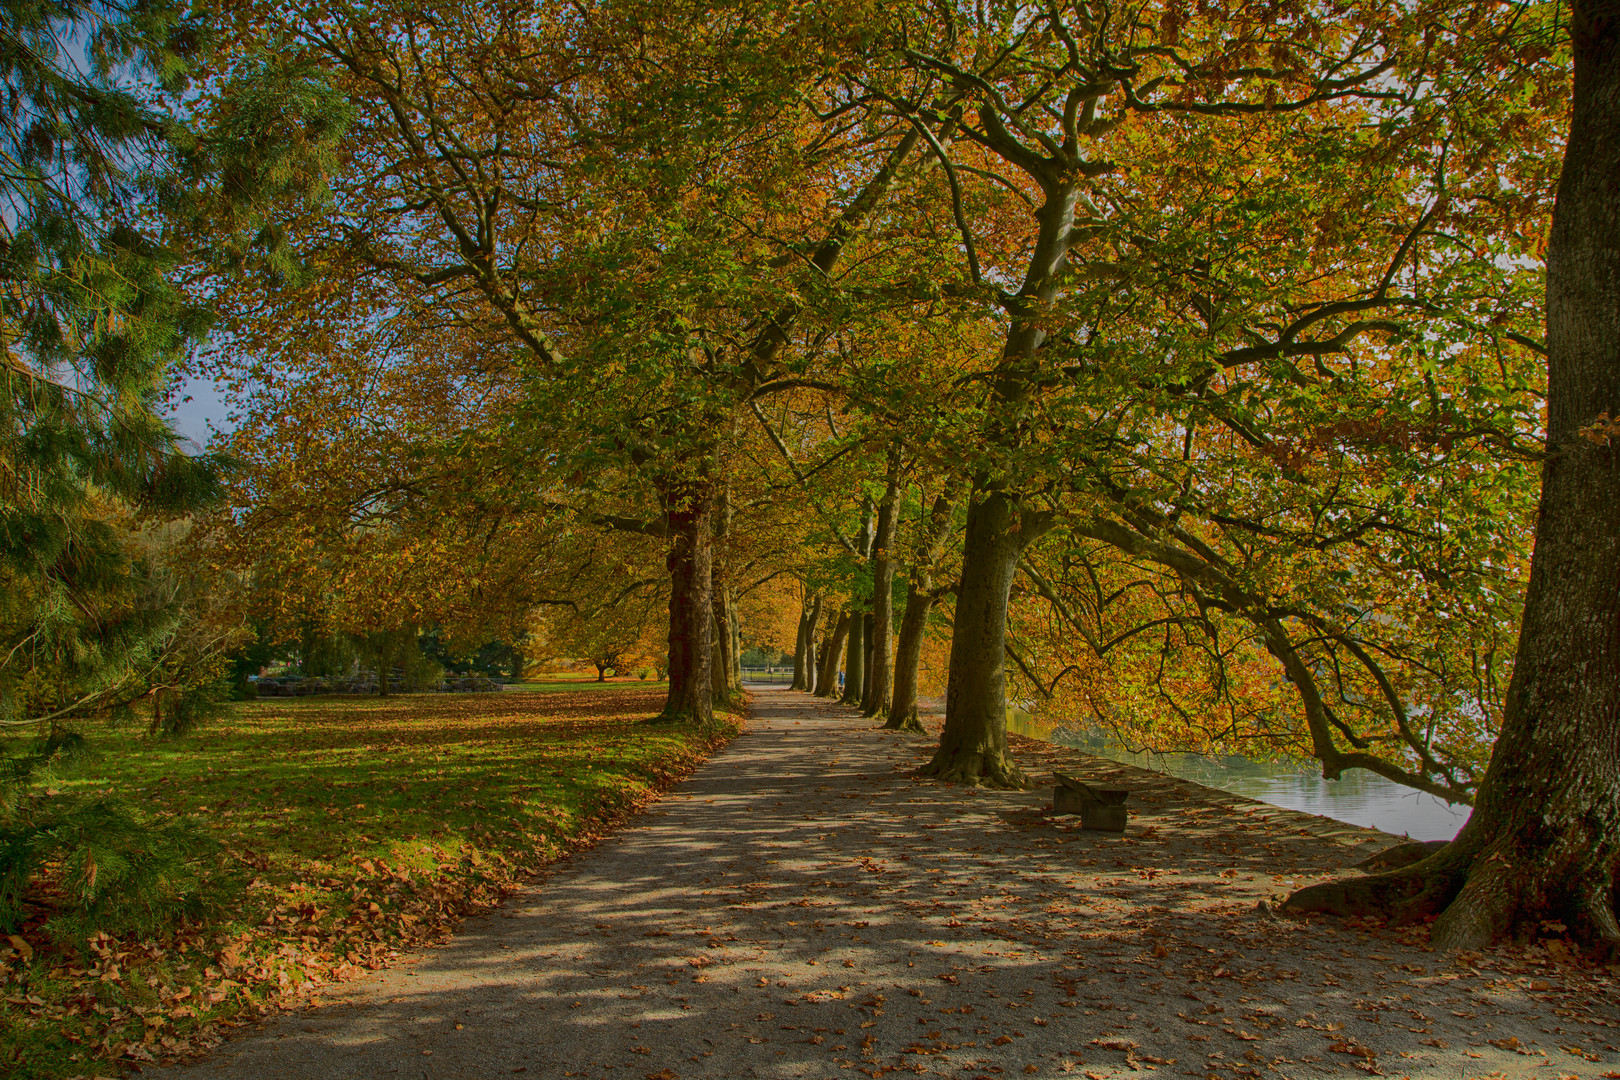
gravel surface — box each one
[152,689,1620,1080]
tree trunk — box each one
[885,582,937,733]
[860,612,875,707]
[376,634,395,698]
[921,491,1044,787]
[796,594,823,693]
[791,599,811,691]
[864,466,900,716]
[887,494,954,733]
[862,452,903,717]
[817,610,850,698]
[711,491,739,708]
[841,607,865,706]
[919,170,1074,784]
[729,588,742,690]
[660,489,714,723]
[710,610,727,706]
[803,596,823,693]
[1286,0,1620,953]
[595,662,608,682]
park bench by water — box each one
[1008,712,1470,842]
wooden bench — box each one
[1053,773,1130,831]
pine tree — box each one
[2,0,223,728]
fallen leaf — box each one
[1329,1040,1375,1061]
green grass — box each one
[0,681,735,1078]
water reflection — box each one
[1008,713,1469,842]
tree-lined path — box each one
[158,691,1618,1079]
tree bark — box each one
[864,466,900,716]
[791,597,812,691]
[921,163,1075,784]
[732,586,741,689]
[802,595,823,693]
[710,586,741,707]
[921,491,1047,786]
[817,610,850,698]
[887,494,954,733]
[885,582,938,733]
[1286,0,1620,952]
[841,607,865,706]
[660,488,714,723]
[860,612,876,707]
[711,608,728,706]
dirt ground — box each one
[152,689,1620,1080]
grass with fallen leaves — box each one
[0,680,737,1079]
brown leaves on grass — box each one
[0,687,738,1078]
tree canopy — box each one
[10,0,1615,955]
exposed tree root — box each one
[882,708,925,734]
[1354,840,1447,872]
[1285,839,1620,957]
[917,748,1028,790]
[644,710,706,726]
[1283,863,1452,923]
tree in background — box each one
[543,588,664,682]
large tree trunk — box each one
[711,585,741,707]
[864,456,900,717]
[886,494,954,733]
[660,489,714,723]
[817,610,850,698]
[802,595,823,693]
[1286,0,1620,952]
[728,586,742,692]
[711,609,729,706]
[841,607,865,705]
[711,492,740,708]
[921,491,1045,787]
[921,172,1074,785]
[885,582,937,734]
[861,612,875,707]
[791,595,813,691]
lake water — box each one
[1008,713,1470,842]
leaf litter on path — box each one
[133,690,1620,1080]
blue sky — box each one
[165,373,233,449]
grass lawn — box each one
[0,681,737,1079]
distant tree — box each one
[547,590,663,683]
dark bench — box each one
[1053,773,1130,831]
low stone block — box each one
[1052,773,1130,832]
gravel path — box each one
[155,689,1620,1080]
